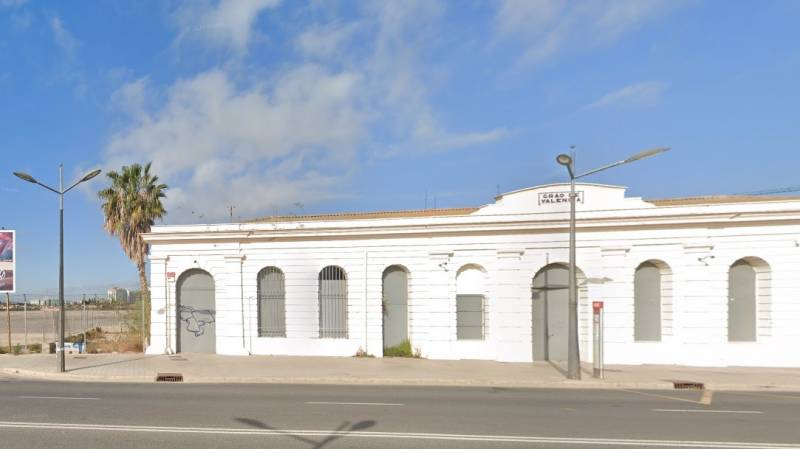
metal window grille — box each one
[257,267,286,337]
[319,266,348,338]
[456,294,485,340]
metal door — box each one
[634,263,662,341]
[729,261,756,341]
[176,269,216,353]
[382,266,408,349]
[532,265,569,361]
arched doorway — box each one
[382,265,409,351]
[728,257,770,342]
[531,263,586,362]
[176,269,216,353]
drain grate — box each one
[156,373,184,382]
[673,381,704,390]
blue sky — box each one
[1,0,799,294]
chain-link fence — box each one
[0,293,146,354]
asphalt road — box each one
[0,376,797,448]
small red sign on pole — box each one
[167,271,175,281]
[592,301,604,312]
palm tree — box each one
[98,162,167,346]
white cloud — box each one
[0,0,27,7]
[49,15,87,97]
[361,1,507,156]
[105,1,508,223]
[174,0,282,55]
[493,0,684,70]
[50,16,79,58]
[584,81,667,110]
[295,22,360,59]
[106,66,367,222]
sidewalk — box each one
[1,353,798,391]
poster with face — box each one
[0,231,14,293]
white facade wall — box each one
[144,183,800,367]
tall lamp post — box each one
[14,165,101,373]
[556,147,669,380]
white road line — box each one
[0,420,793,448]
[18,396,100,401]
[652,409,763,414]
[699,390,714,406]
[305,401,404,406]
[620,389,707,405]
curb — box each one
[3,367,799,391]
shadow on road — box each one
[66,355,154,373]
[235,417,376,448]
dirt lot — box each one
[0,309,127,346]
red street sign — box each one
[592,301,604,312]
[167,272,175,280]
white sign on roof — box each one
[538,191,584,205]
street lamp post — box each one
[14,165,101,373]
[556,147,669,380]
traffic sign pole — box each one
[592,301,604,379]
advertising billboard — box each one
[0,231,14,293]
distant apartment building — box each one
[107,287,130,304]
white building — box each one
[107,287,130,304]
[143,183,800,367]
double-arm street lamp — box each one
[14,165,101,373]
[556,147,670,380]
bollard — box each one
[592,301,604,379]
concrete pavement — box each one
[1,353,799,391]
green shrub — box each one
[383,339,413,357]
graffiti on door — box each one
[178,305,215,337]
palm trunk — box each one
[137,261,150,349]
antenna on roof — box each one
[227,205,235,223]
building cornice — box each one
[142,207,800,244]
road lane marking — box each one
[18,396,100,401]
[305,401,404,406]
[0,420,793,448]
[724,391,800,402]
[620,389,707,404]
[699,390,714,405]
[652,409,763,414]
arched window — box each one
[634,261,672,342]
[456,265,486,340]
[319,266,348,338]
[728,257,771,342]
[257,267,285,337]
